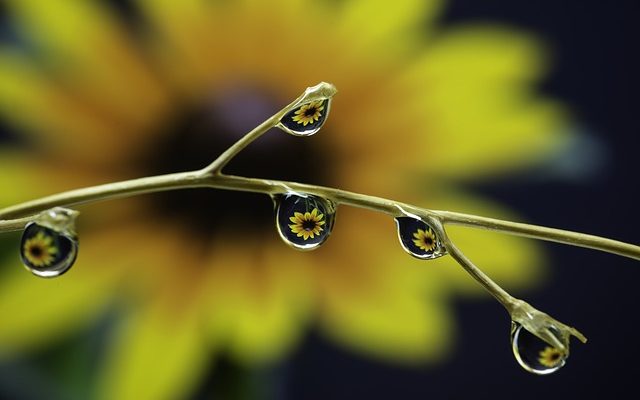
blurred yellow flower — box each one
[0,0,570,399]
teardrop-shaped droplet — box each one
[277,99,331,136]
[394,217,446,260]
[510,322,567,375]
[20,207,79,278]
[275,193,336,250]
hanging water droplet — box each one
[394,217,446,260]
[275,193,336,250]
[510,322,567,375]
[20,207,79,278]
[277,99,331,137]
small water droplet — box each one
[20,207,79,278]
[394,217,446,259]
[511,322,567,375]
[275,193,336,250]
[277,99,331,136]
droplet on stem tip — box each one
[511,322,568,375]
[277,99,331,137]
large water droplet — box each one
[277,99,331,137]
[511,322,567,375]
[394,217,446,260]
[275,193,336,250]
[20,207,79,278]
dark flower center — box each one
[138,85,330,238]
[304,107,318,117]
[30,245,43,257]
[302,219,317,231]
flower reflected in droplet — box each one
[23,231,58,268]
[413,228,437,252]
[538,346,564,368]
[292,101,324,126]
[289,208,325,240]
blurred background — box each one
[0,0,638,399]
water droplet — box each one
[275,193,336,250]
[394,217,446,260]
[277,99,331,137]
[20,207,79,278]
[511,322,567,375]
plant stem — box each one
[1,81,637,345]
[439,229,515,308]
[1,172,638,262]
[0,171,203,221]
[0,216,37,233]
[201,81,338,175]
[437,211,640,261]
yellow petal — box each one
[0,237,121,354]
[97,301,207,400]
[314,207,452,362]
[135,0,224,93]
[5,0,168,128]
[395,26,571,179]
[338,0,444,60]
[205,238,313,365]
[0,52,131,165]
[322,291,453,363]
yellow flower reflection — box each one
[292,101,325,126]
[23,230,58,268]
[289,208,325,240]
[539,346,564,368]
[413,228,437,252]
[0,0,570,398]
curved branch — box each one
[0,81,637,350]
[2,173,639,263]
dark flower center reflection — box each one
[138,86,330,237]
[30,246,43,257]
[302,220,316,231]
